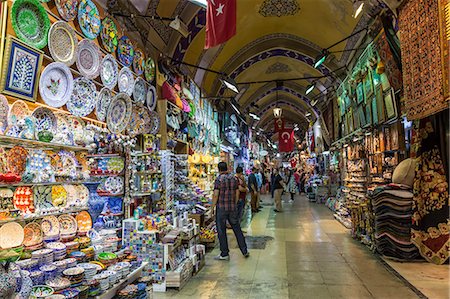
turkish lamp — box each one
[273,108,282,118]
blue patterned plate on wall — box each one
[39,62,74,108]
[0,95,9,134]
[106,92,132,134]
[95,87,112,122]
[117,36,134,67]
[77,0,101,39]
[31,107,57,135]
[133,77,147,104]
[146,84,157,111]
[76,39,101,79]
[67,77,97,117]
[55,0,79,22]
[118,67,134,96]
[100,55,118,90]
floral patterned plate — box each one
[146,85,157,111]
[55,0,79,22]
[127,105,151,137]
[32,107,57,135]
[106,93,132,134]
[95,87,112,122]
[75,184,89,205]
[0,222,24,249]
[76,39,101,79]
[48,21,78,66]
[68,117,86,146]
[39,62,74,108]
[54,113,74,145]
[133,77,147,104]
[67,77,97,117]
[57,150,78,175]
[0,95,9,134]
[76,211,92,233]
[77,0,100,39]
[100,17,118,53]
[118,67,134,96]
[8,100,30,125]
[117,36,134,67]
[23,222,43,247]
[11,0,51,49]
[34,185,52,210]
[41,215,60,237]
[52,185,67,208]
[63,184,78,206]
[144,57,155,82]
[100,55,118,90]
[106,157,124,173]
[7,146,28,175]
[133,48,145,76]
[104,176,123,194]
[148,111,160,135]
[58,215,77,235]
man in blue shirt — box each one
[248,167,259,213]
[255,168,263,210]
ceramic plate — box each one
[146,84,157,111]
[127,105,151,137]
[11,0,51,49]
[77,0,100,39]
[144,57,155,82]
[106,157,124,173]
[52,185,67,208]
[8,100,30,125]
[63,184,78,206]
[55,0,79,21]
[118,67,134,96]
[41,215,60,236]
[133,77,147,104]
[39,62,74,108]
[23,222,43,247]
[54,113,74,145]
[76,211,92,233]
[100,55,118,90]
[104,176,123,194]
[48,21,78,66]
[76,39,101,79]
[32,107,57,134]
[96,87,112,122]
[148,111,160,135]
[117,36,134,67]
[100,17,118,53]
[13,187,34,213]
[69,117,85,146]
[0,222,24,249]
[133,48,145,76]
[106,92,132,134]
[7,146,28,175]
[0,95,9,133]
[58,150,78,174]
[58,215,77,235]
[75,184,89,205]
[67,77,97,117]
[34,185,52,210]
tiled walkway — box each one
[158,194,446,299]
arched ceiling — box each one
[109,0,385,137]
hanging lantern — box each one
[273,107,282,118]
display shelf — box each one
[174,138,188,145]
[0,206,89,224]
[0,135,87,152]
[131,190,163,197]
[95,262,148,299]
[0,181,89,188]
[134,171,162,175]
[86,154,121,158]
[89,173,124,178]
[131,152,159,157]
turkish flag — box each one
[279,129,294,153]
[205,0,237,49]
[274,118,284,132]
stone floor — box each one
[156,194,449,299]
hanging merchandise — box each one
[95,87,112,122]
[144,57,156,82]
[39,62,74,108]
[146,84,157,111]
[66,77,97,117]
[133,48,145,76]
[106,92,132,134]
[118,66,135,96]
[55,0,79,22]
[117,36,135,67]
[133,77,147,104]
[48,21,78,66]
[77,0,101,39]
[100,16,119,53]
[100,54,119,90]
[76,39,101,79]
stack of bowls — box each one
[45,276,71,292]
[108,264,124,279]
[63,267,85,287]
[60,288,80,299]
[81,246,95,260]
[29,270,44,285]
[64,258,77,268]
[39,264,57,281]
[77,263,97,282]
[98,252,117,268]
[52,260,67,275]
[16,258,39,272]
[77,237,91,249]
[64,241,80,255]
[93,272,110,292]
[46,242,67,260]
[31,248,54,266]
[86,280,100,297]
[103,270,118,285]
[117,262,131,277]
[69,251,86,263]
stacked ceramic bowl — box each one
[46,242,67,260]
[65,241,80,255]
[64,258,77,268]
[93,272,110,292]
[103,270,119,285]
[108,264,124,279]
[29,270,44,285]
[63,267,85,287]
[69,251,86,263]
[52,260,67,275]
[39,264,57,281]
[98,252,117,268]
[85,280,100,297]
[81,246,95,260]
[116,261,131,277]
[77,263,98,282]
[45,276,71,292]
[31,248,54,266]
[60,288,80,299]
[77,236,91,249]
[16,258,39,272]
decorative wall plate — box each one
[7,146,28,175]
[100,55,118,90]
[39,62,74,108]
[58,150,78,175]
[0,95,9,134]
[133,48,145,76]
[133,77,147,104]
[55,0,79,21]
[69,117,86,146]
[48,21,77,66]
[51,185,67,208]
[32,107,57,135]
[8,100,30,125]
[62,184,78,206]
[104,176,123,194]
[76,211,92,233]
[144,57,155,82]
[106,157,124,173]
[41,215,60,237]
[34,185,52,210]
[100,17,118,53]
[67,77,97,117]
[106,93,132,134]
[77,0,100,39]
[75,184,89,205]
[11,0,51,49]
[117,36,134,67]
[146,85,157,111]
[54,113,74,145]
[13,186,34,213]
[28,150,52,181]
[76,39,101,79]
[0,222,24,249]
[58,215,77,235]
[96,87,112,122]
[148,111,160,135]
[23,222,42,247]
[127,105,151,137]
[118,67,134,96]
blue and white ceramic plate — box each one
[67,77,97,117]
[96,87,112,122]
[106,92,132,134]
[146,84,157,111]
[100,54,118,90]
[76,39,101,79]
[118,67,134,96]
[31,107,57,134]
[39,62,74,108]
[132,77,146,104]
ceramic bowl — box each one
[30,285,54,298]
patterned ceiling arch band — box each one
[172,9,206,61]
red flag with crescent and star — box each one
[279,129,294,153]
[205,0,237,49]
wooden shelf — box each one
[0,206,88,224]
[0,135,87,152]
[0,181,89,188]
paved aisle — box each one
[157,194,422,299]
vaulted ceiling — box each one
[107,0,386,139]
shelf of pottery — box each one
[188,154,218,196]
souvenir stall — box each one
[0,0,161,297]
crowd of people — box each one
[212,161,311,260]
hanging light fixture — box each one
[221,76,239,93]
[273,108,282,118]
[305,82,316,95]
[314,50,329,69]
[353,0,365,18]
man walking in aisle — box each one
[248,167,260,213]
[273,168,286,212]
[235,166,247,223]
[212,162,249,260]
[255,168,263,209]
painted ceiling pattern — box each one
[259,0,301,17]
[266,62,292,74]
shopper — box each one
[286,169,298,202]
[294,169,301,194]
[248,167,259,213]
[273,168,285,212]
[212,162,249,260]
[235,166,247,223]
[299,170,306,194]
[270,169,276,198]
[255,168,263,208]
